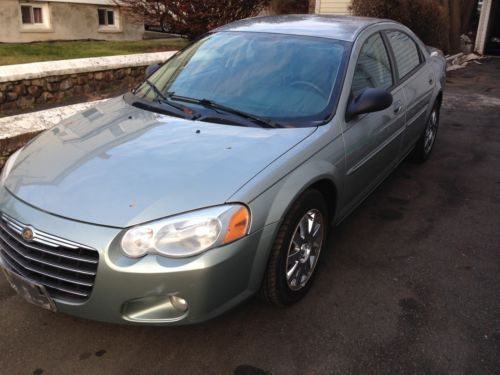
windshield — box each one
[133,31,348,127]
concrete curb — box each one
[0,98,108,140]
[0,51,176,83]
[0,98,109,168]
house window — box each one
[98,9,115,27]
[21,5,44,24]
[19,2,51,30]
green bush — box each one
[350,0,448,52]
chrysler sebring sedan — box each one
[0,16,445,325]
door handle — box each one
[429,75,434,85]
[393,101,402,114]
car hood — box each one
[5,97,316,227]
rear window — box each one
[386,31,422,79]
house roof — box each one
[30,0,115,5]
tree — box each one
[350,0,448,51]
[350,0,478,54]
[268,0,309,14]
[439,0,478,53]
[116,0,270,39]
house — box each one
[0,0,144,43]
[313,0,351,15]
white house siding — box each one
[316,0,352,15]
[475,0,492,54]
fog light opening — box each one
[169,295,188,312]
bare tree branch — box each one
[115,0,270,39]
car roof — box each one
[214,15,393,42]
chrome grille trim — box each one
[0,231,96,277]
[1,248,93,287]
[2,213,94,250]
[1,254,88,297]
[0,220,97,264]
[0,213,99,302]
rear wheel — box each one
[411,101,440,163]
[260,189,328,306]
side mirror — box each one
[346,88,393,122]
[145,63,160,79]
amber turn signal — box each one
[223,206,250,243]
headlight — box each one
[121,204,250,258]
[0,149,22,186]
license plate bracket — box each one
[2,268,56,312]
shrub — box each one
[350,0,448,52]
[118,0,270,40]
[270,0,309,14]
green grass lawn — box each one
[0,38,188,66]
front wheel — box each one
[260,189,328,306]
[411,102,440,163]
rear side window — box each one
[386,31,422,79]
[351,33,393,97]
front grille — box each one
[0,213,99,302]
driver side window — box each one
[351,33,393,98]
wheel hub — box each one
[299,243,312,263]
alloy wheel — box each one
[285,209,324,291]
[424,109,438,155]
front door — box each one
[342,32,406,208]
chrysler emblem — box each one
[22,227,34,242]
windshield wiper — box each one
[144,79,167,100]
[168,94,281,128]
[142,81,198,118]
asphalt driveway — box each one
[0,58,499,375]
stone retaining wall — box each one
[0,51,176,116]
[0,67,145,114]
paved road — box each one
[1,59,499,375]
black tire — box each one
[260,189,329,307]
[410,101,441,163]
[161,19,172,33]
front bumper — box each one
[0,187,278,325]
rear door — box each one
[342,32,407,208]
[384,30,434,153]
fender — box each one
[243,157,343,293]
[248,156,344,233]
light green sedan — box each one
[0,15,445,325]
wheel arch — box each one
[307,178,338,223]
[252,174,339,304]
[245,158,342,293]
[247,158,342,233]
[436,91,443,107]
